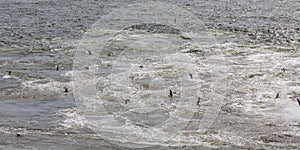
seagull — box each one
[197,97,201,106]
[16,133,22,137]
[3,71,12,79]
[297,98,300,106]
[275,93,279,98]
[63,87,69,93]
[124,99,130,104]
[6,71,11,75]
[56,64,60,71]
[168,90,173,98]
[87,50,92,55]
[189,73,193,79]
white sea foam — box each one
[57,108,87,129]
[2,74,11,79]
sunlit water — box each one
[0,0,299,149]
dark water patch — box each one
[124,23,181,34]
[0,78,21,90]
[0,96,138,149]
[0,98,75,127]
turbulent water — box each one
[0,0,300,149]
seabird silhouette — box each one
[56,64,60,71]
[168,90,173,98]
[197,97,200,106]
[87,50,92,55]
[16,133,22,137]
[63,87,69,93]
[124,99,130,104]
[6,71,11,75]
[297,98,300,106]
[275,93,280,98]
[189,73,193,79]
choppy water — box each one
[0,0,300,149]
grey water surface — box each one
[0,0,300,149]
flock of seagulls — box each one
[4,63,70,93]
[274,68,300,105]
[2,54,299,139]
[3,61,299,107]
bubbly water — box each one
[0,0,299,149]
